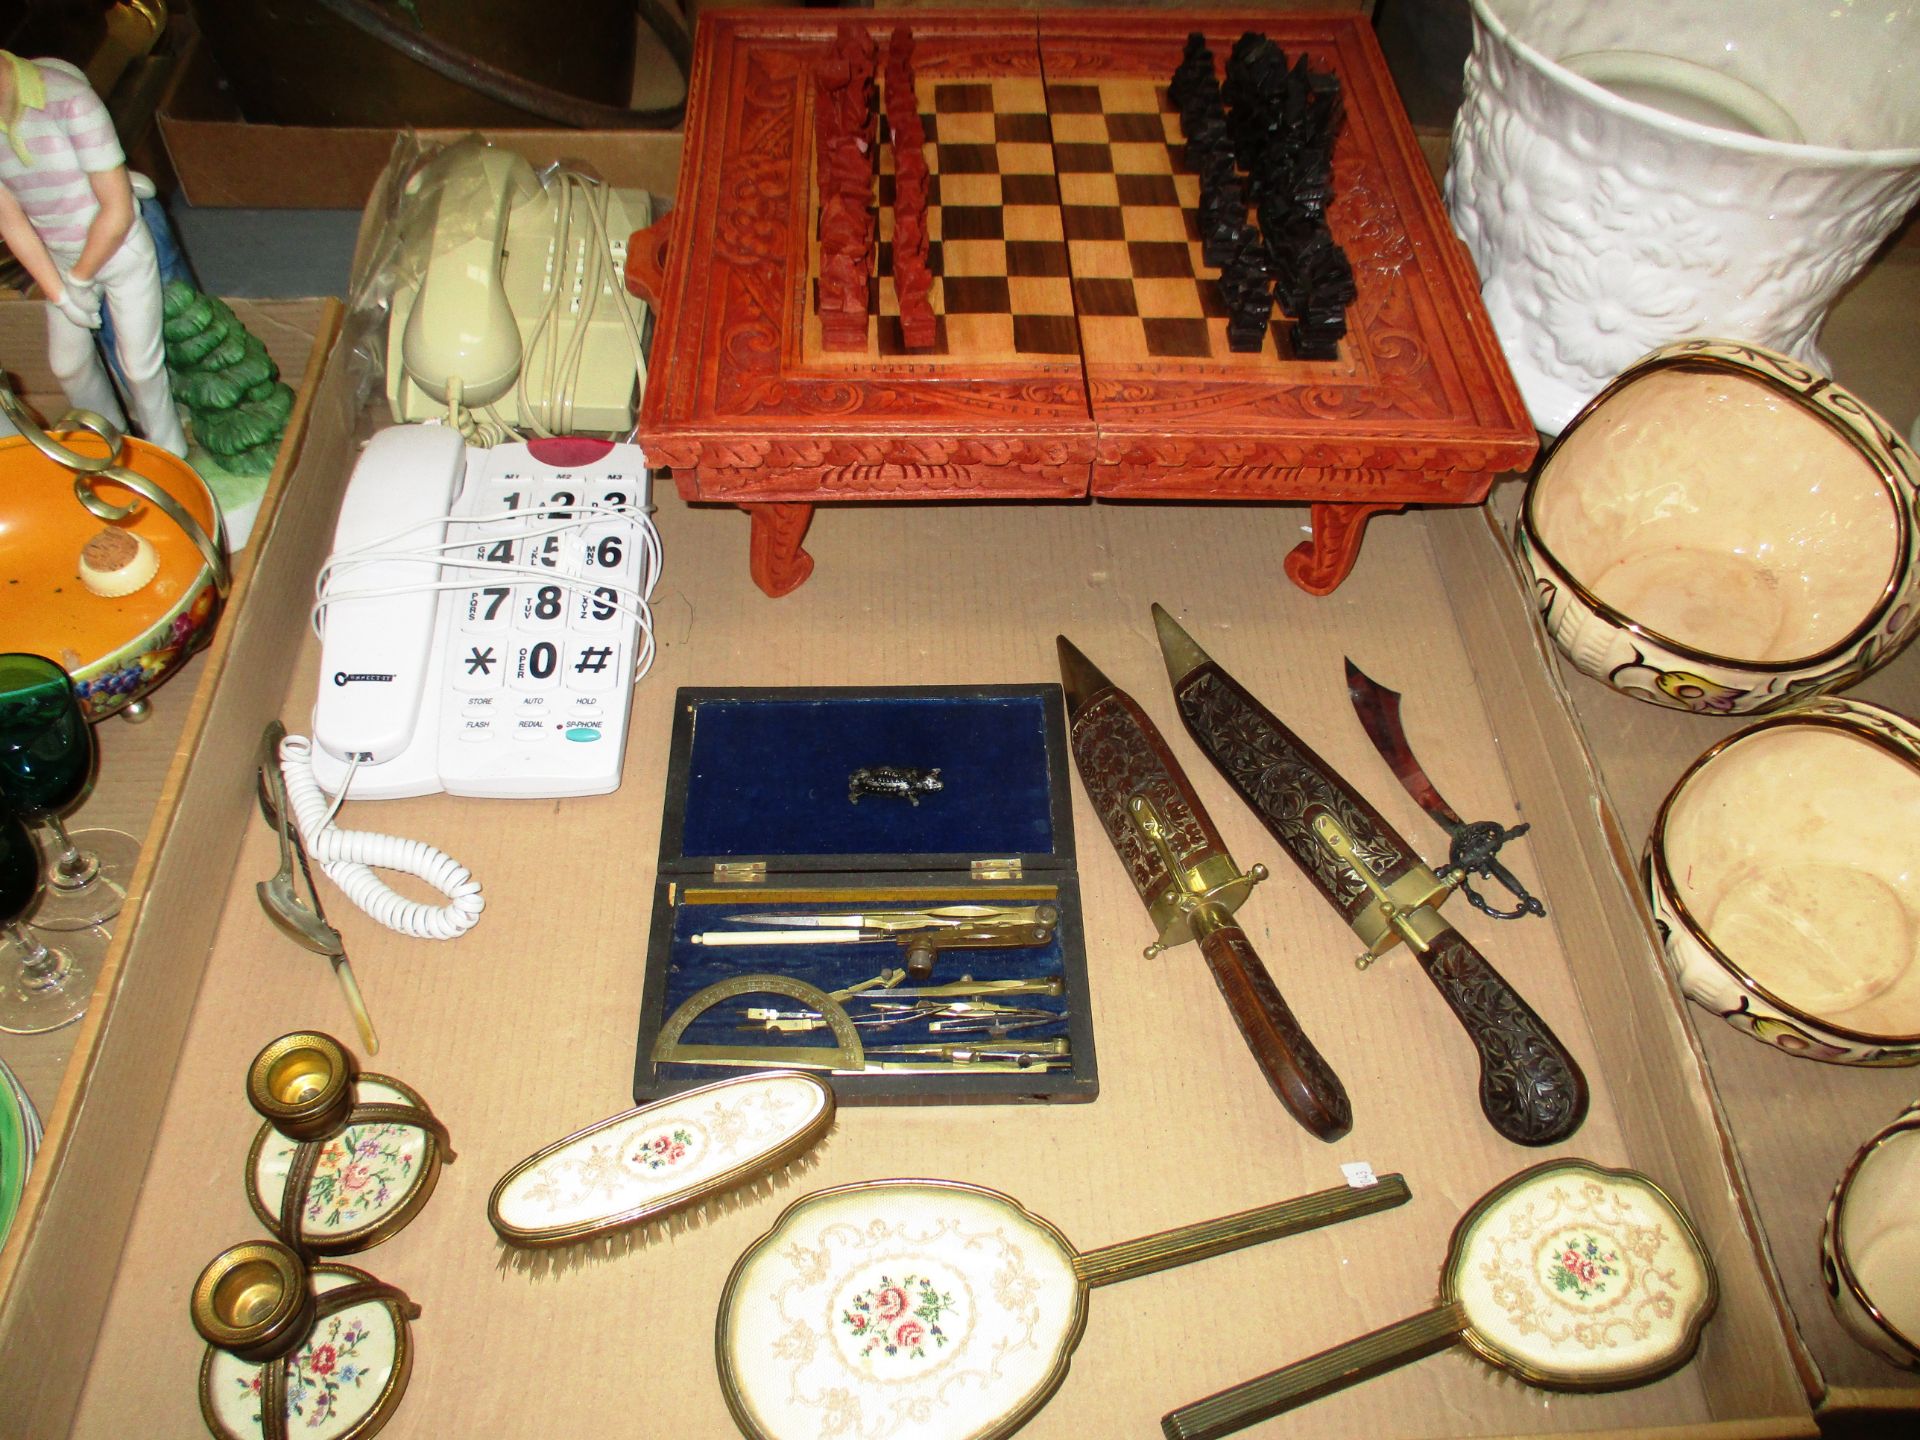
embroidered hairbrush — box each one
[489,1071,835,1275]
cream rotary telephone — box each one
[384,138,651,440]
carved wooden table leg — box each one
[1283,502,1405,596]
[746,503,817,597]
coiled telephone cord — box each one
[278,734,485,941]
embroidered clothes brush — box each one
[488,1071,834,1275]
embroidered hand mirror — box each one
[1162,1158,1717,1440]
[717,1172,1409,1440]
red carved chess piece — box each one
[883,26,934,348]
[815,25,878,351]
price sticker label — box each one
[1340,1161,1378,1189]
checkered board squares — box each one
[1046,77,1358,372]
[803,75,1080,368]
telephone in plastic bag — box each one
[385,139,651,436]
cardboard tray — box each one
[26,347,1814,1433]
[0,297,344,1432]
[1547,588,1920,1420]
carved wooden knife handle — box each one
[1419,931,1588,1146]
[1198,923,1352,1142]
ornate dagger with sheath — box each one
[1058,636,1352,1142]
[1150,606,1587,1148]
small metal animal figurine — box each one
[848,766,943,806]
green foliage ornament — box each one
[161,280,296,477]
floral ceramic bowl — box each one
[1518,340,1920,715]
[1821,1102,1920,1371]
[1644,698,1920,1066]
[0,428,227,722]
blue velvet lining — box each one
[657,895,1067,1081]
[678,695,1056,861]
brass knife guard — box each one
[1128,794,1268,959]
[1312,813,1456,968]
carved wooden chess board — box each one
[629,11,1536,598]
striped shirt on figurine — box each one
[0,55,124,256]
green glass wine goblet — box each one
[0,653,140,931]
[0,805,101,1032]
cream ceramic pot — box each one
[1517,340,1919,715]
[1822,1102,1920,1370]
[1644,699,1920,1066]
[1446,0,1920,434]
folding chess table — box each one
[627,10,1536,598]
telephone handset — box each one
[385,139,652,436]
[400,147,545,413]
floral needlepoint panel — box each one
[1451,1161,1714,1385]
[492,1072,831,1238]
[722,1181,1084,1440]
[251,1079,432,1247]
[203,1270,403,1439]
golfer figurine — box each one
[0,51,186,456]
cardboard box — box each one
[38,432,1818,1436]
[0,297,343,1433]
[156,18,686,209]
[2,140,1811,1434]
[1533,562,1920,1418]
[23,124,1920,1440]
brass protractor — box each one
[653,974,865,1072]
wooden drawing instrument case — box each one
[635,684,1096,1103]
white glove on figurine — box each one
[54,271,102,330]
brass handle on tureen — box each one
[0,380,230,596]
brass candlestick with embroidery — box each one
[243,1031,454,1258]
[191,1237,421,1440]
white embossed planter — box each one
[1446,0,1920,435]
[1517,340,1920,716]
[1644,698,1920,1067]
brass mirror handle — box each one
[1072,1174,1410,1289]
[1161,1301,1468,1440]
[0,379,231,595]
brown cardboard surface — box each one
[0,298,342,1435]
[156,21,688,208]
[56,433,1809,1435]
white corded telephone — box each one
[278,422,662,940]
[384,139,651,439]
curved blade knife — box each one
[1150,606,1586,1148]
[1058,635,1352,1142]
[1344,660,1546,922]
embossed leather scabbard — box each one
[1151,606,1588,1148]
[1058,636,1352,1142]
